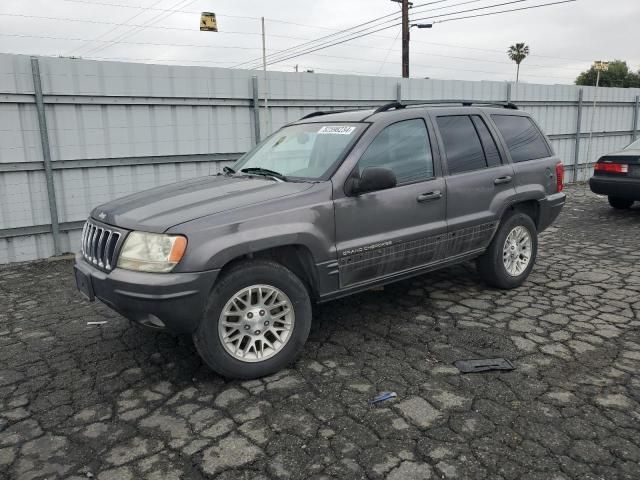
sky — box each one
[0,0,638,85]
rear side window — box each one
[491,115,551,162]
[436,116,486,174]
[358,118,434,184]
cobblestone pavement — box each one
[1,185,640,480]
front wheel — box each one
[476,212,538,289]
[608,196,634,209]
[193,260,312,379]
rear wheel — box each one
[477,212,538,289]
[193,260,312,379]
[608,196,634,209]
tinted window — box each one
[472,116,502,167]
[491,115,551,162]
[358,119,434,184]
[437,116,486,174]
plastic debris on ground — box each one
[454,358,515,373]
[369,391,397,405]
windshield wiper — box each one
[240,167,288,181]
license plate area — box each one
[74,266,95,301]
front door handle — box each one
[417,191,442,202]
[494,175,513,185]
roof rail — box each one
[299,108,368,120]
[372,100,518,114]
[372,101,405,114]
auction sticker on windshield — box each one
[318,126,356,135]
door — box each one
[491,114,557,196]
[434,114,516,257]
[334,118,447,288]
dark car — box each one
[589,138,640,209]
[74,101,566,378]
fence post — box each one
[632,95,639,142]
[396,82,402,102]
[573,88,584,182]
[251,76,261,145]
[506,82,512,102]
[30,56,61,255]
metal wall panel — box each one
[0,103,42,164]
[53,160,232,224]
[1,53,639,264]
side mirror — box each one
[351,167,397,195]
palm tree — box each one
[507,43,530,84]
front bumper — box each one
[589,176,640,200]
[74,253,219,334]
[537,191,566,232]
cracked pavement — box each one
[1,184,640,480]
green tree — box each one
[575,60,640,88]
[507,42,530,84]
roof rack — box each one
[372,100,518,114]
[299,108,368,120]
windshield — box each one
[233,123,366,180]
[624,138,640,150]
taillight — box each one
[594,162,628,174]
[555,162,564,192]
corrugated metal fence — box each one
[1,53,639,264]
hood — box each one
[91,175,314,232]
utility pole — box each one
[401,0,409,78]
[584,60,608,182]
[261,17,271,135]
[391,1,426,78]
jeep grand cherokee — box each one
[74,101,566,379]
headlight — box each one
[117,232,187,273]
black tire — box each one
[608,196,634,209]
[193,260,312,379]
[476,212,538,289]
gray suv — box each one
[74,101,566,378]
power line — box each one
[0,3,586,65]
[241,0,533,69]
[431,0,577,22]
[250,0,541,70]
[59,0,405,36]
[241,0,536,70]
[0,12,204,31]
[242,0,577,70]
[378,28,403,74]
[0,31,592,70]
[66,0,167,56]
[291,49,582,76]
[0,31,587,75]
[232,0,458,69]
[0,31,322,47]
[83,0,197,57]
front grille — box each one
[81,219,124,271]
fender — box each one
[194,222,332,271]
[167,182,336,273]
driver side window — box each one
[358,118,434,184]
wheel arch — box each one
[216,244,320,300]
[502,199,541,230]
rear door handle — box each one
[494,175,513,185]
[417,191,442,202]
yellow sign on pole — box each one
[200,12,218,32]
[593,61,609,72]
